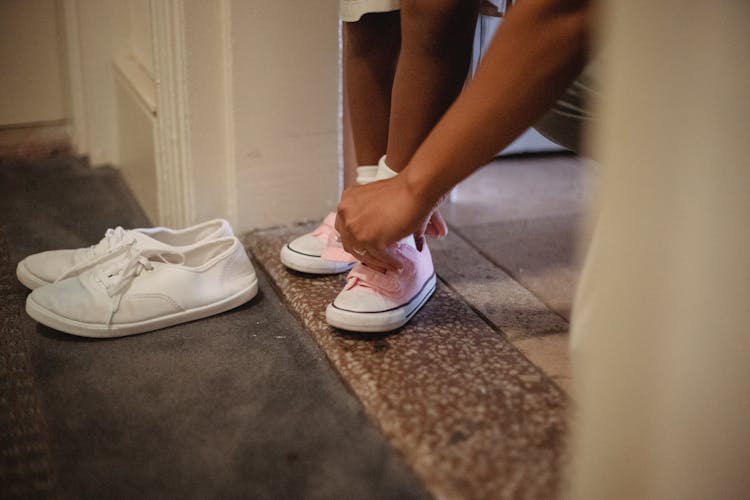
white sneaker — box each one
[25,237,258,338]
[16,219,233,290]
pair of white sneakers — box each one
[18,220,258,339]
[280,157,437,333]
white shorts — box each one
[340,0,400,22]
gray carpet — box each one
[0,155,429,499]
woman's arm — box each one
[336,0,593,270]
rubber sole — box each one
[325,274,437,333]
[280,244,354,275]
[16,260,52,290]
[25,276,259,338]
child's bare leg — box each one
[385,0,479,172]
[343,12,401,186]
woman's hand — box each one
[335,174,439,271]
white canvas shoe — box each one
[25,237,258,338]
[16,219,233,290]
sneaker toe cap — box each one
[22,250,77,283]
[333,289,392,313]
[287,234,324,257]
[30,278,104,323]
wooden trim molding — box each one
[61,0,88,155]
[219,0,238,228]
[113,54,157,115]
[149,0,195,227]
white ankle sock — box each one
[374,155,399,181]
[356,165,379,185]
[370,155,416,249]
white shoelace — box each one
[91,226,130,255]
[101,248,181,327]
[55,227,136,283]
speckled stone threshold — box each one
[246,225,568,500]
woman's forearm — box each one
[403,0,592,206]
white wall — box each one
[228,0,340,230]
[63,0,130,165]
[61,0,340,231]
[0,0,67,126]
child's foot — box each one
[325,238,436,332]
[280,213,357,274]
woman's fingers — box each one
[361,245,402,272]
[335,210,401,272]
[421,209,449,239]
[429,209,448,238]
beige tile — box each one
[513,334,572,387]
[455,215,584,320]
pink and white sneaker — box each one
[280,213,357,274]
[326,239,436,333]
[280,165,379,274]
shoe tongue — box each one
[311,213,337,239]
[321,232,358,263]
[322,212,337,229]
[399,234,417,249]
